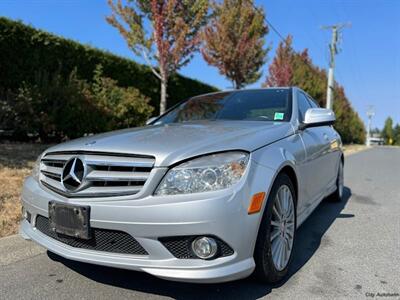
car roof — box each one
[193,87,295,99]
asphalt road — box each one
[1,147,399,299]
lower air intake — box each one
[35,215,148,255]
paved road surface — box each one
[1,147,399,299]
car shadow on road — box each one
[47,187,352,300]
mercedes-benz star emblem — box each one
[61,157,85,192]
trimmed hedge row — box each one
[0,17,217,113]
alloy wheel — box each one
[270,185,295,271]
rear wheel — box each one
[253,173,296,283]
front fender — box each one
[251,134,304,177]
[250,134,306,227]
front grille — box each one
[40,151,155,197]
[35,215,148,255]
[159,236,234,259]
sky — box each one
[0,0,399,129]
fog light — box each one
[191,237,218,259]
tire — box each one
[253,173,297,283]
[329,159,344,202]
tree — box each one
[263,35,293,87]
[382,117,394,145]
[393,123,400,145]
[201,0,268,89]
[264,35,366,144]
[107,0,209,114]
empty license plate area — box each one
[48,201,91,239]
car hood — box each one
[46,121,294,167]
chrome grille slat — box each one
[79,186,143,195]
[42,154,71,161]
[41,175,63,189]
[41,171,61,181]
[85,155,154,168]
[40,151,155,198]
[85,170,149,182]
[40,165,63,176]
[41,181,143,198]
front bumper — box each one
[20,161,274,283]
[20,219,254,283]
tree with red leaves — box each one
[201,0,268,89]
[107,0,209,114]
[264,35,366,144]
[264,35,293,87]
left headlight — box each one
[155,151,249,196]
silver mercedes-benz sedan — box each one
[20,87,343,283]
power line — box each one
[251,0,351,106]
[250,2,316,71]
[251,1,361,124]
[264,18,286,43]
[251,2,286,45]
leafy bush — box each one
[1,69,99,140]
[90,65,154,130]
[0,67,153,141]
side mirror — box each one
[299,108,335,130]
[146,117,157,125]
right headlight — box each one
[155,151,249,196]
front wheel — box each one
[329,160,344,202]
[253,173,296,283]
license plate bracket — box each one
[48,201,91,239]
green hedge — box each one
[0,17,217,113]
[1,66,155,141]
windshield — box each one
[156,89,292,124]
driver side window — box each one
[297,92,311,122]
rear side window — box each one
[297,92,311,122]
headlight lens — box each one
[155,152,249,195]
[31,154,42,181]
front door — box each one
[297,92,332,208]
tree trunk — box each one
[234,80,241,90]
[160,77,167,115]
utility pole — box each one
[366,105,375,147]
[321,23,351,110]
